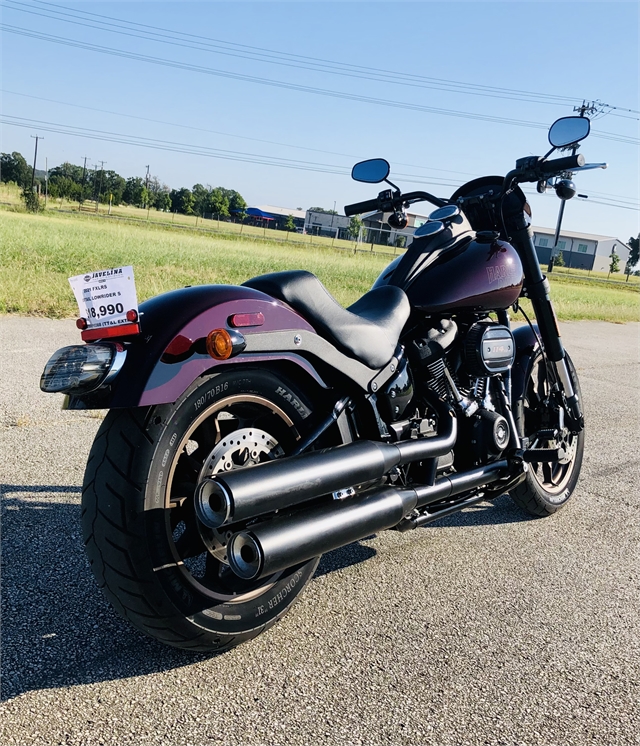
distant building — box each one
[246,205,306,231]
[361,210,430,248]
[532,226,630,272]
[304,210,352,239]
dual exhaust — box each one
[227,460,510,580]
[195,398,457,529]
[194,399,510,581]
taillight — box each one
[40,344,125,394]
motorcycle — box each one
[41,116,602,652]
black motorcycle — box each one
[41,116,599,652]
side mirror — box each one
[548,116,591,148]
[351,158,390,184]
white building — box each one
[532,226,631,272]
[304,210,352,239]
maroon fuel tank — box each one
[375,234,524,314]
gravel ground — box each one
[1,316,639,746]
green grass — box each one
[1,202,638,323]
[0,209,389,317]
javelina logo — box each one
[84,275,91,283]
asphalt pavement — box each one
[1,316,639,746]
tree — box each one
[348,215,363,240]
[626,234,639,279]
[309,206,337,215]
[170,187,195,215]
[192,183,210,216]
[123,177,147,207]
[155,191,171,212]
[224,189,247,219]
[554,250,565,267]
[609,251,620,275]
[207,187,230,219]
[22,184,42,212]
[0,151,31,187]
[99,171,126,205]
[283,214,296,232]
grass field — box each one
[1,192,638,323]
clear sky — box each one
[1,1,638,240]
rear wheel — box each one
[82,368,326,652]
[510,350,584,516]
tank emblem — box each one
[486,264,518,284]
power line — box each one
[5,0,591,108]
[0,89,480,179]
[4,115,637,211]
[0,114,472,190]
[3,23,637,147]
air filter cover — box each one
[464,322,515,376]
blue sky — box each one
[1,1,638,240]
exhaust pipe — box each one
[228,487,418,580]
[228,459,510,580]
[196,399,456,529]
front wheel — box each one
[510,350,584,517]
[81,368,328,652]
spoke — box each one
[193,416,223,450]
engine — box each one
[411,318,515,468]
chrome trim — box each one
[555,358,575,399]
[102,344,128,386]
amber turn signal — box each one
[206,329,234,360]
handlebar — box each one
[344,198,382,217]
[538,153,585,174]
[344,190,447,217]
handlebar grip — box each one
[539,153,585,174]
[344,198,380,216]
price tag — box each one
[68,266,138,328]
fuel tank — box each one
[374,233,524,314]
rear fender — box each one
[67,285,323,409]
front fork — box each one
[510,220,584,434]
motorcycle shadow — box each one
[1,486,210,701]
[1,486,526,700]
[313,494,526,578]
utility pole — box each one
[145,165,150,210]
[95,160,106,213]
[30,135,43,190]
[79,156,89,207]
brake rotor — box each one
[196,428,284,561]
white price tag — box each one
[68,266,138,328]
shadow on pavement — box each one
[1,485,529,700]
[1,488,210,701]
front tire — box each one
[510,350,584,517]
[81,368,325,652]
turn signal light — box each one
[206,329,233,359]
[205,329,246,360]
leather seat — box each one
[243,271,410,369]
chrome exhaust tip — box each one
[194,478,232,528]
[228,532,263,580]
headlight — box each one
[40,344,125,394]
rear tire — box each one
[81,368,325,652]
[510,350,584,517]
